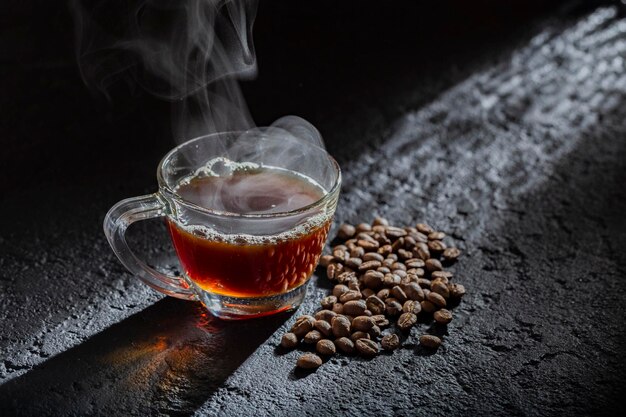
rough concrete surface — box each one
[1,1,625,416]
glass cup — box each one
[103,130,341,319]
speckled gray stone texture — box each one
[1,1,625,416]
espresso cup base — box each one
[196,281,309,320]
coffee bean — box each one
[359,260,382,272]
[339,290,362,303]
[333,284,350,298]
[304,330,323,344]
[333,248,348,262]
[393,269,407,279]
[376,266,391,274]
[431,280,450,298]
[350,246,365,258]
[321,295,337,310]
[355,223,372,234]
[403,300,422,314]
[369,325,381,338]
[319,255,334,268]
[297,352,323,369]
[352,316,375,331]
[363,309,373,317]
[382,258,395,269]
[332,303,344,314]
[373,217,389,226]
[331,315,351,338]
[425,258,443,272]
[405,258,425,269]
[402,282,425,301]
[291,315,315,337]
[351,331,371,342]
[315,310,337,323]
[314,320,333,337]
[385,226,407,239]
[448,283,466,298]
[397,312,418,331]
[442,247,461,262]
[420,300,436,313]
[371,315,390,327]
[356,338,379,357]
[362,270,384,289]
[416,223,435,234]
[357,240,380,251]
[391,262,407,271]
[434,309,453,324]
[281,332,299,349]
[337,223,356,240]
[378,244,393,257]
[335,337,355,354]
[408,268,425,277]
[413,243,430,260]
[428,231,445,241]
[427,240,447,254]
[385,298,403,316]
[372,225,387,234]
[387,253,398,261]
[316,339,336,355]
[414,232,429,243]
[381,334,400,351]
[363,252,384,262]
[361,288,375,298]
[348,280,360,291]
[373,233,390,246]
[431,276,449,286]
[377,288,390,300]
[427,291,447,308]
[343,300,367,316]
[336,271,357,285]
[390,286,408,303]
[391,238,404,252]
[431,270,452,280]
[345,257,363,269]
[357,232,376,242]
[383,273,401,287]
[419,335,442,349]
[417,278,431,288]
[366,295,386,315]
[333,244,348,252]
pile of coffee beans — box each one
[281,218,467,369]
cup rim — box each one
[157,130,342,219]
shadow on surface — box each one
[0,297,291,416]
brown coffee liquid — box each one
[167,167,331,298]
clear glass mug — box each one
[103,130,341,319]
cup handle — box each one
[103,193,196,300]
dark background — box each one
[1,0,626,416]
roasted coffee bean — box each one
[335,337,355,354]
[383,273,401,287]
[385,298,403,316]
[427,240,447,254]
[431,280,450,298]
[351,331,371,342]
[297,353,323,369]
[356,338,379,357]
[343,315,354,322]
[373,233,390,246]
[343,300,367,316]
[378,244,393,257]
[371,315,390,328]
[391,286,408,303]
[281,332,299,349]
[423,288,431,298]
[345,257,363,269]
[316,339,336,355]
[382,258,395,269]
[315,310,337,323]
[352,316,375,331]
[373,217,389,227]
[391,262,407,271]
[405,258,425,269]
[355,223,372,234]
[348,280,361,291]
[377,288,390,300]
[377,266,391,274]
[361,288,375,298]
[291,315,315,337]
[427,291,447,308]
[403,282,425,301]
[372,225,387,234]
[431,276,449,286]
[314,319,333,337]
[420,300,436,313]
[331,316,351,338]
[369,325,381,338]
[416,223,435,234]
[434,309,453,324]
[397,249,412,261]
[393,269,407,279]
[346,241,358,251]
[448,283,466,298]
[381,334,400,351]
[397,312,418,331]
[333,284,350,298]
[387,253,398,261]
[357,239,380,251]
[408,268,425,277]
[391,238,404,252]
[403,300,422,314]
[419,335,442,349]
[414,232,429,243]
[319,255,334,268]
[357,232,375,241]
[442,247,461,262]
[417,278,431,288]
[425,258,443,272]
[321,295,337,310]
[333,244,348,251]
[339,290,362,303]
[359,260,382,272]
[364,270,385,288]
[385,226,407,239]
[336,271,357,285]
[413,243,430,261]
[326,263,338,279]
[304,330,323,344]
[332,303,344,314]
[431,270,452,280]
[403,236,417,250]
[333,248,348,262]
[428,231,446,241]
[363,309,373,317]
[363,252,384,262]
[366,295,386,315]
[337,224,356,240]
[350,246,365,258]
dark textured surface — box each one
[1,1,626,416]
